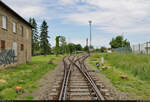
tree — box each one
[84,46,89,52]
[59,36,67,54]
[75,44,82,51]
[55,36,61,56]
[109,35,130,48]
[89,45,94,49]
[67,43,75,54]
[29,18,39,55]
[40,20,50,55]
[100,46,106,53]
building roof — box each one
[0,0,33,28]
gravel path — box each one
[31,60,64,100]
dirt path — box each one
[25,59,64,100]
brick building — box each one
[0,1,32,65]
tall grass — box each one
[102,53,150,81]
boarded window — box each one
[21,44,24,51]
[13,42,17,56]
[2,16,7,29]
[13,22,16,33]
[1,40,5,50]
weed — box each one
[88,53,150,99]
[0,55,63,100]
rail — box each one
[69,55,105,100]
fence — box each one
[132,42,150,54]
[113,47,132,53]
[113,42,150,54]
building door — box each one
[12,42,17,56]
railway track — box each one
[49,55,106,100]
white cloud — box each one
[63,0,150,34]
[2,0,50,19]
[2,0,150,46]
[69,35,110,48]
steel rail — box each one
[79,55,105,100]
[59,56,83,100]
[69,56,105,100]
[80,61,105,100]
[59,56,74,100]
[58,56,67,100]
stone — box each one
[16,86,22,91]
[121,75,128,79]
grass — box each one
[88,53,150,100]
[0,55,63,100]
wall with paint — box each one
[0,2,32,67]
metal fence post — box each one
[133,45,134,53]
[148,42,149,54]
[147,42,148,54]
[139,44,140,54]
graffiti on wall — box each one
[0,49,17,66]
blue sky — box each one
[2,0,150,48]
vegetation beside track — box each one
[88,53,150,100]
[0,55,63,100]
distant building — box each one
[0,1,32,65]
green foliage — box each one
[67,43,75,54]
[29,18,40,55]
[103,53,150,81]
[59,36,67,54]
[26,96,34,100]
[40,20,51,55]
[0,55,63,99]
[89,53,150,99]
[83,46,89,52]
[55,36,61,56]
[55,36,82,55]
[75,44,82,51]
[100,46,106,53]
[109,35,130,48]
[89,45,94,49]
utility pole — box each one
[89,20,92,51]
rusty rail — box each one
[69,55,105,100]
[58,56,78,100]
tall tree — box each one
[84,46,89,52]
[29,18,39,55]
[67,43,75,54]
[100,46,106,52]
[55,36,61,56]
[59,36,67,54]
[75,44,82,51]
[40,20,50,55]
[110,35,130,48]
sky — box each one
[2,0,150,48]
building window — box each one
[20,25,24,37]
[13,42,17,56]
[1,40,5,50]
[21,44,24,51]
[12,22,16,33]
[2,16,7,29]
